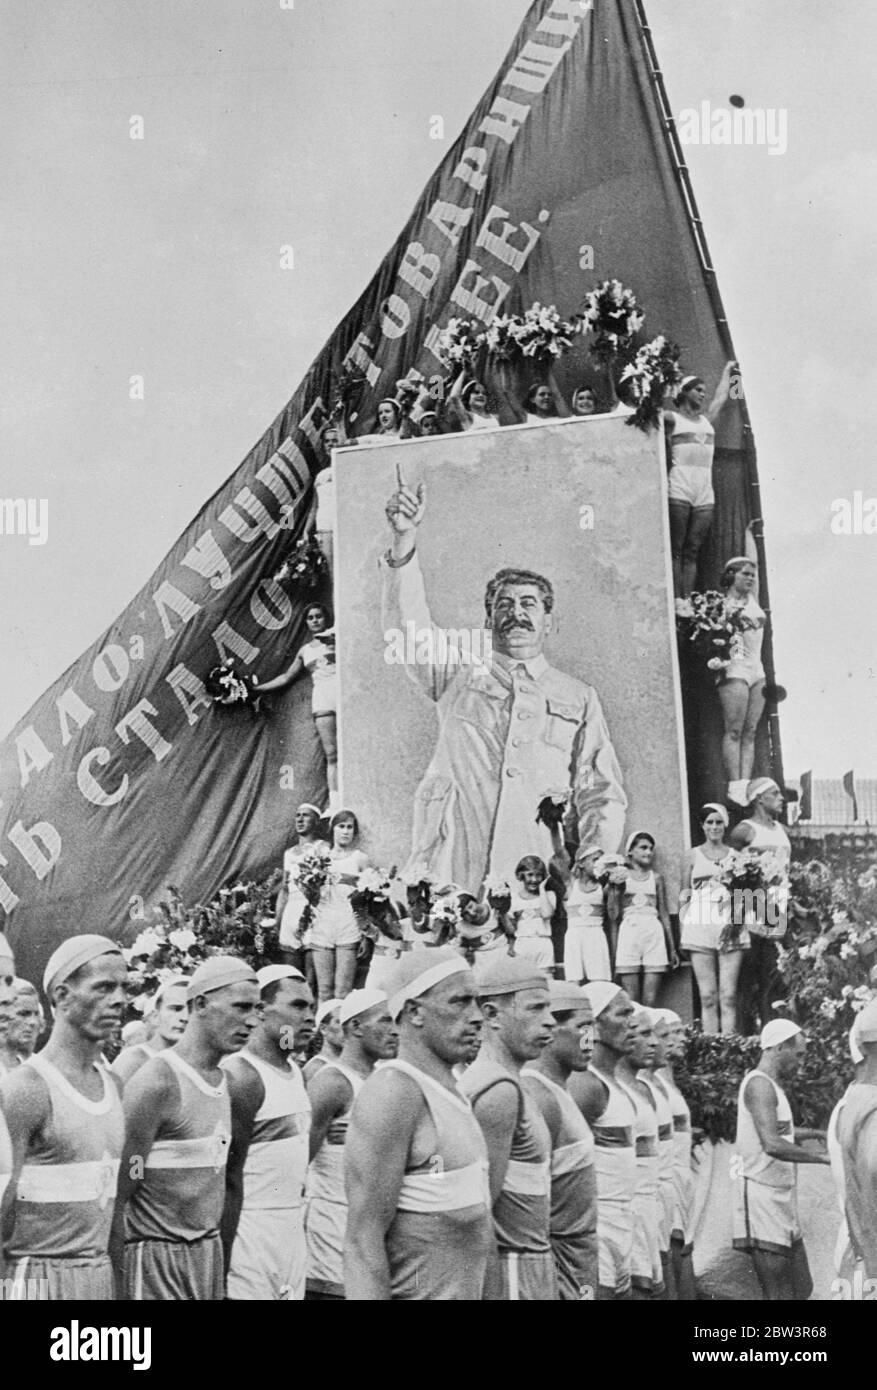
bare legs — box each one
[690,949,744,1034]
[618,970,664,1006]
[314,712,338,794]
[717,678,766,782]
[311,943,358,1000]
[669,502,714,598]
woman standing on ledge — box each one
[718,556,767,808]
[679,803,747,1035]
[664,361,737,598]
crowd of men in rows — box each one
[0,931,876,1301]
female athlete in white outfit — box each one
[716,557,768,807]
[613,833,678,1007]
[255,603,338,799]
[510,856,556,971]
[679,804,748,1036]
[663,362,736,598]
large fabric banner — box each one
[0,0,760,978]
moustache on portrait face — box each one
[500,617,534,633]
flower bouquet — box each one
[430,896,461,948]
[619,334,683,431]
[719,847,789,946]
[433,317,482,373]
[329,361,367,426]
[350,867,403,944]
[675,589,761,678]
[402,871,438,936]
[580,280,644,365]
[485,874,513,916]
[536,788,570,829]
[123,916,204,1010]
[273,532,330,590]
[196,875,282,968]
[205,659,261,710]
[292,844,335,938]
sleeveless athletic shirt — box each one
[659,1068,694,1242]
[6,1052,124,1260]
[735,1069,795,1189]
[461,1060,551,1255]
[306,1060,363,1208]
[382,1058,491,1300]
[521,1069,595,1237]
[125,1050,232,1242]
[586,1063,637,1204]
[737,819,791,941]
[565,879,605,927]
[620,871,659,921]
[227,1051,311,1210]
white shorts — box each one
[722,656,765,687]
[732,1176,801,1254]
[226,1206,307,1300]
[597,1199,633,1295]
[306,1196,346,1296]
[312,673,338,716]
[513,934,554,970]
[680,886,750,954]
[564,924,611,982]
[667,463,714,509]
[631,1187,664,1291]
[615,914,668,973]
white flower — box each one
[840,942,858,961]
[131,994,150,1014]
[168,928,197,951]
[797,946,811,960]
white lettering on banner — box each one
[211,621,260,666]
[398,242,442,298]
[219,487,283,545]
[449,260,511,324]
[92,644,131,692]
[503,36,574,96]
[539,1,591,41]
[77,748,128,807]
[7,819,61,879]
[422,324,445,365]
[254,460,298,515]
[250,579,293,631]
[115,700,172,762]
[380,294,411,339]
[152,582,202,642]
[452,147,488,193]
[478,95,532,146]
[0,852,21,912]
[343,334,381,389]
[475,205,541,273]
[181,531,233,591]
[165,665,212,726]
[426,199,475,249]
[297,401,324,450]
[16,727,53,788]
[56,689,96,747]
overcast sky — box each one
[1,0,875,779]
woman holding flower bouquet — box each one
[446,375,503,432]
[255,603,338,799]
[275,803,327,973]
[310,810,371,1002]
[664,361,737,598]
[679,804,748,1034]
[716,557,768,808]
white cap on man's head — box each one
[759,1018,801,1050]
[581,982,622,1019]
[315,998,343,1029]
[256,964,304,992]
[186,955,257,1003]
[339,988,388,1026]
[855,998,877,1045]
[43,934,124,998]
[747,777,779,803]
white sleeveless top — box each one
[668,411,715,469]
[738,819,791,940]
[225,1050,311,1210]
[565,879,605,927]
[735,1069,795,1189]
[381,1059,489,1213]
[306,1061,363,1207]
[522,1069,595,1173]
[586,1063,637,1203]
[510,891,552,939]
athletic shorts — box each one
[722,656,765,688]
[124,1231,224,1301]
[3,1253,114,1300]
[493,1249,558,1301]
[680,887,750,953]
[305,1196,346,1297]
[616,914,668,972]
[732,1177,801,1255]
[513,935,554,970]
[596,1199,633,1296]
[226,1206,307,1301]
[563,924,611,982]
[631,1191,664,1293]
[311,673,338,716]
[552,1229,599,1301]
[667,464,714,509]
